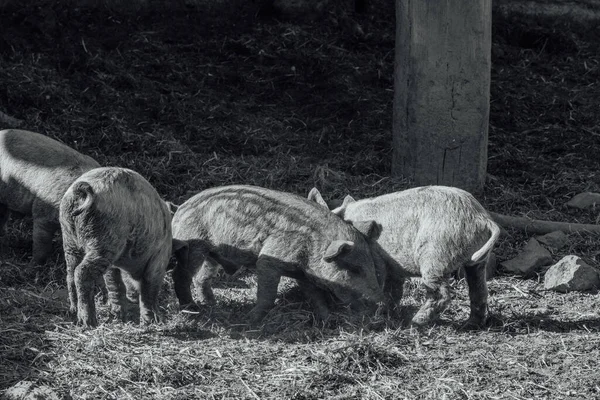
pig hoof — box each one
[460,317,486,331]
[109,306,128,323]
[196,292,216,306]
[247,308,268,325]
[77,316,98,328]
[68,306,77,317]
[141,313,161,325]
[410,314,432,327]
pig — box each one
[0,129,100,264]
[59,167,178,327]
[308,186,501,328]
[170,185,385,323]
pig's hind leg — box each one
[193,256,222,305]
[103,267,130,322]
[74,251,112,327]
[64,244,84,316]
[248,254,283,324]
[138,245,170,324]
[462,258,489,329]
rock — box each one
[566,192,600,210]
[501,238,553,276]
[535,231,568,250]
[544,255,600,292]
[456,253,497,280]
[4,380,61,400]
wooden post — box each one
[392,0,491,193]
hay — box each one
[2,0,600,398]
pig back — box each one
[0,129,100,215]
[65,167,172,264]
[342,186,493,275]
[172,185,365,259]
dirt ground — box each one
[1,0,600,398]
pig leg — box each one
[384,274,405,313]
[103,267,129,322]
[411,273,451,326]
[462,261,488,328]
[74,252,112,327]
[123,273,139,304]
[64,244,84,316]
[31,217,59,265]
[138,246,170,324]
[0,203,9,236]
[297,280,330,321]
[248,256,282,324]
[193,256,221,305]
[172,245,202,311]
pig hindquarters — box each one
[60,167,173,327]
[0,129,100,264]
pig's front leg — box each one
[383,273,405,316]
[31,217,59,265]
[172,245,202,312]
[0,203,9,237]
[411,273,451,326]
[248,256,282,324]
[297,279,330,322]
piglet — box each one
[309,185,500,328]
[171,185,385,323]
[60,167,178,327]
[0,129,100,264]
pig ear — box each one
[351,220,381,240]
[331,195,355,216]
[323,240,354,262]
[307,187,328,208]
[172,239,188,253]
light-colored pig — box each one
[308,185,500,328]
[0,129,100,264]
[171,185,385,323]
[59,167,176,327]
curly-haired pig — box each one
[0,129,100,264]
[308,186,500,328]
[59,167,178,327]
[170,185,385,323]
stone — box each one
[501,238,553,276]
[456,253,497,280]
[544,255,600,293]
[535,231,568,250]
[566,192,600,210]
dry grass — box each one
[1,0,600,398]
